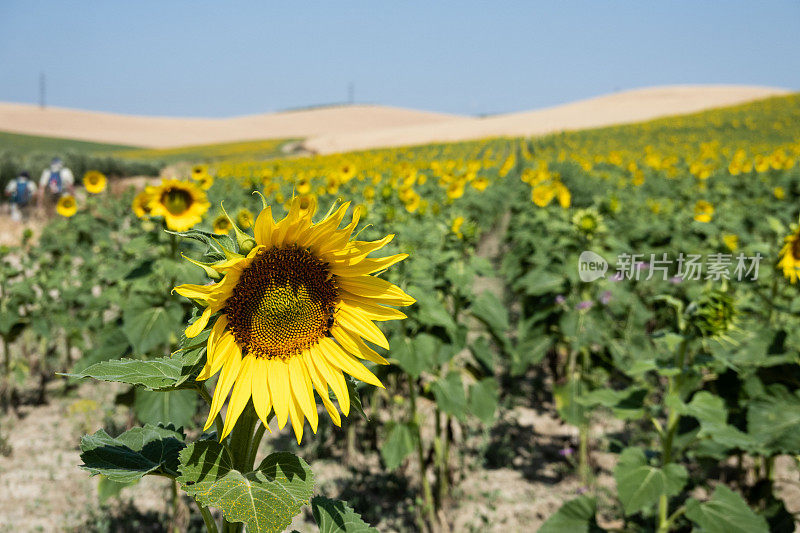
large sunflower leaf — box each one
[613,447,687,516]
[311,496,378,533]
[178,441,314,533]
[122,303,183,354]
[431,371,468,421]
[65,349,205,392]
[80,424,186,484]
[539,495,602,533]
[134,389,198,428]
[685,485,769,533]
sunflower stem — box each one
[222,401,259,533]
[197,384,228,450]
[197,503,218,533]
[409,373,436,531]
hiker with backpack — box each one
[38,157,74,207]
[4,171,37,221]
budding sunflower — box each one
[686,288,737,339]
[571,208,606,239]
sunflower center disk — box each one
[226,247,338,359]
[163,189,193,215]
[792,237,800,261]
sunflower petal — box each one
[337,276,416,307]
[186,307,213,338]
[251,357,273,431]
[288,393,305,444]
[340,297,407,321]
[220,355,255,439]
[267,358,291,429]
[310,344,350,416]
[203,349,242,431]
[302,350,341,427]
[335,306,390,350]
[331,254,409,277]
[288,357,318,433]
[254,206,275,246]
[198,329,238,381]
[330,324,389,365]
[319,337,384,388]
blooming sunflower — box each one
[213,214,233,234]
[778,225,800,283]
[147,179,210,231]
[693,200,714,223]
[57,195,78,217]
[132,187,156,217]
[83,170,107,194]
[174,196,414,443]
[237,208,255,229]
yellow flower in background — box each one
[147,179,210,232]
[774,186,786,200]
[531,183,557,207]
[83,170,107,194]
[132,187,156,217]
[451,216,465,238]
[722,234,739,252]
[555,182,571,208]
[778,225,800,283]
[174,196,414,443]
[296,177,312,195]
[471,177,489,191]
[191,164,210,181]
[237,208,255,229]
[213,214,233,234]
[198,173,214,190]
[57,195,78,217]
[693,200,714,223]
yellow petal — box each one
[288,356,318,433]
[288,392,305,444]
[331,254,408,277]
[340,298,407,321]
[330,324,389,365]
[220,355,255,439]
[254,206,275,246]
[302,350,341,426]
[310,343,349,416]
[205,315,228,368]
[173,283,215,300]
[267,358,291,429]
[251,357,273,431]
[335,306,390,350]
[198,329,238,381]
[186,307,212,338]
[203,349,242,432]
[318,337,384,388]
[337,276,416,307]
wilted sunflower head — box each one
[147,179,210,231]
[56,195,78,217]
[83,170,107,194]
[174,195,414,443]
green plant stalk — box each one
[198,504,219,533]
[409,373,436,531]
[657,338,689,533]
[1,334,9,411]
[171,478,180,533]
[222,401,259,533]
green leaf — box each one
[468,377,499,424]
[178,442,314,533]
[538,495,600,533]
[613,447,687,516]
[80,424,186,484]
[134,389,197,428]
[381,422,418,470]
[391,333,452,379]
[97,476,137,503]
[685,485,769,533]
[311,496,378,533]
[470,291,509,338]
[415,293,457,339]
[122,304,182,354]
[517,269,563,296]
[747,386,800,454]
[345,376,368,421]
[431,371,467,421]
[65,352,203,392]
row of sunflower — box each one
[2,93,800,532]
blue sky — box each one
[1,1,798,117]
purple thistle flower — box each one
[559,447,575,457]
[600,290,612,305]
[669,275,683,284]
[555,295,566,305]
[575,300,594,311]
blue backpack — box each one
[14,180,31,205]
[48,170,62,193]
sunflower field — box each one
[2,93,800,532]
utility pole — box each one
[348,82,354,105]
[39,72,46,109]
